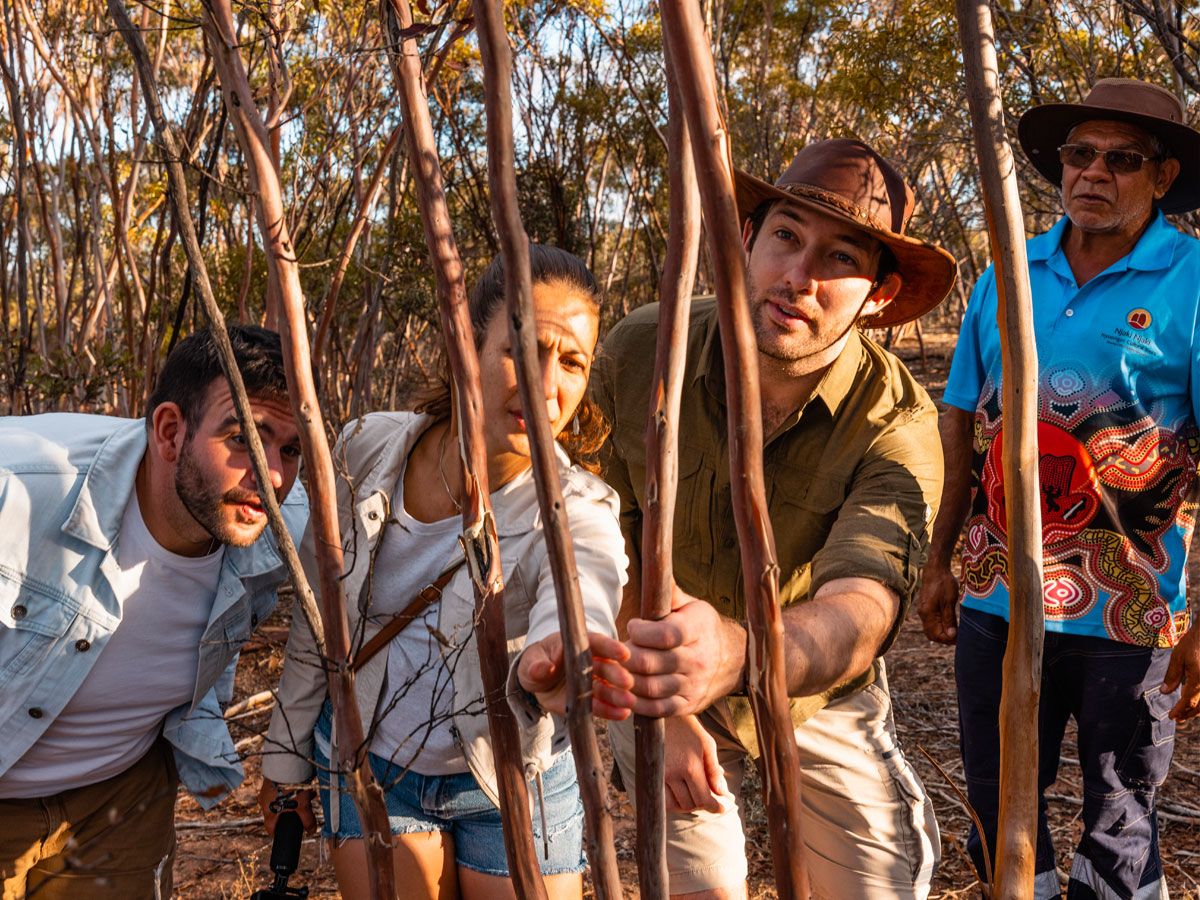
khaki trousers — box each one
[609,660,940,898]
[0,739,179,900]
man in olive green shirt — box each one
[593,140,952,899]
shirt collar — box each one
[1034,210,1177,280]
[354,412,569,538]
[61,419,146,550]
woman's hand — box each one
[257,777,319,836]
[663,714,731,814]
[518,632,633,719]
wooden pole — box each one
[198,3,397,897]
[658,3,809,895]
[378,2,547,895]
[635,35,701,900]
[955,2,1045,896]
[470,2,623,897]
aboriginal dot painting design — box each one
[962,366,1198,648]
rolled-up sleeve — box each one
[810,398,943,651]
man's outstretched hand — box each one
[517,631,635,720]
[591,586,746,718]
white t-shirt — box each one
[0,491,223,797]
[368,464,469,775]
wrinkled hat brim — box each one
[1018,103,1200,214]
[734,169,957,328]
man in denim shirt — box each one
[0,326,308,899]
[919,79,1200,898]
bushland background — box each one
[1,0,1198,895]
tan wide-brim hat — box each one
[1018,77,1200,215]
[734,139,957,328]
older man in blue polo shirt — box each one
[918,78,1200,898]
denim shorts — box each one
[312,702,585,876]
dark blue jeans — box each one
[955,607,1178,899]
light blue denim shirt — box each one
[0,413,308,807]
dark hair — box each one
[415,245,609,472]
[743,199,898,292]
[146,325,290,429]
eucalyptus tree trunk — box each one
[659,2,809,895]
[470,2,623,897]
[956,2,1045,897]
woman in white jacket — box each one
[257,246,628,899]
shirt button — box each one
[723,536,736,549]
[1065,309,1074,317]
[75,639,91,652]
[28,708,43,719]
[11,604,27,620]
[251,614,259,627]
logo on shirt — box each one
[1127,308,1152,330]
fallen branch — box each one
[224,690,275,720]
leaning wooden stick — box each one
[198,3,397,898]
[635,39,702,900]
[956,2,1045,897]
[105,0,326,661]
[470,2,624,897]
[658,3,809,896]
[378,1,547,895]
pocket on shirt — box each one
[0,576,76,689]
[672,452,716,570]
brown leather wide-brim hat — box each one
[1018,78,1200,214]
[734,139,957,328]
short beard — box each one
[175,438,262,548]
[749,285,871,370]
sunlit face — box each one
[743,202,899,371]
[1060,120,1180,236]
[476,280,599,464]
[173,381,302,548]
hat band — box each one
[777,182,895,235]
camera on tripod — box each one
[251,802,309,900]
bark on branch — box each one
[196,2,398,897]
[378,1,548,895]
[956,2,1045,896]
[659,2,809,895]
[470,2,623,896]
[634,35,701,900]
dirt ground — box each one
[173,331,1200,898]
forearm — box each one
[927,406,975,566]
[778,578,897,696]
[708,579,895,701]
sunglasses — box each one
[1057,143,1161,174]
